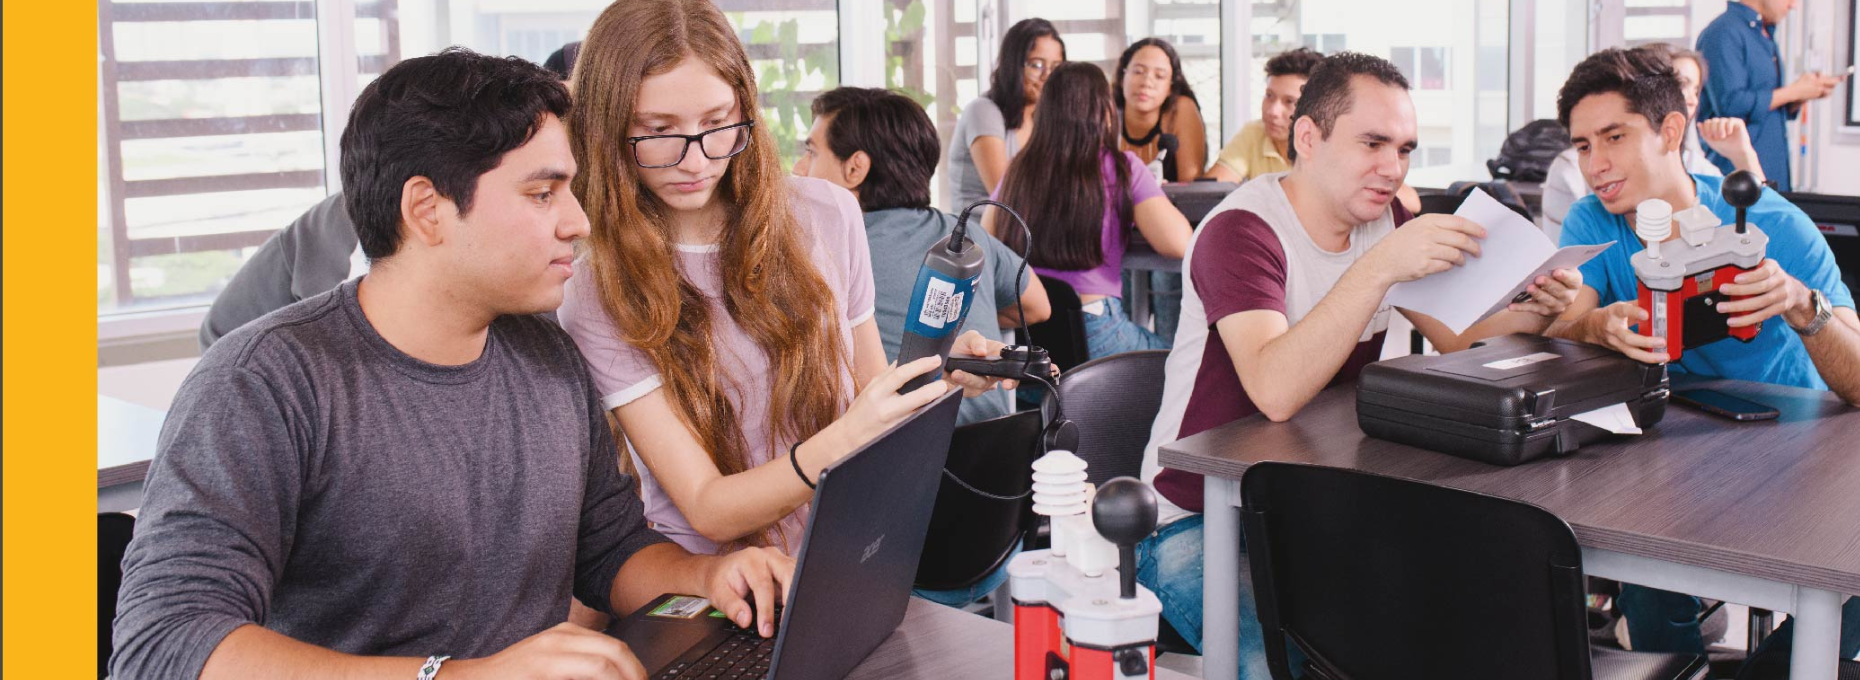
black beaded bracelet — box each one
[790,440,816,489]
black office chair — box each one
[1053,349,1170,486]
[99,512,137,678]
[914,410,1043,594]
[1240,463,1708,680]
[1026,274,1090,372]
[1417,191,1464,216]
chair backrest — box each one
[1026,274,1090,372]
[1417,191,1464,216]
[1055,350,1170,486]
[914,409,1044,591]
[99,512,137,678]
[1240,463,1592,680]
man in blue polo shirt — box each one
[1549,47,1860,678]
[1696,0,1844,191]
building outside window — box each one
[97,0,839,320]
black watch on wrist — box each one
[1791,289,1833,337]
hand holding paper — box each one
[1384,189,1614,334]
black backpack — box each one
[1487,119,1570,183]
[1444,180,1534,223]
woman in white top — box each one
[1540,43,1766,236]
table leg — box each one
[1130,270,1152,329]
[1203,476,1242,680]
[1581,548,1844,680]
[1789,587,1843,680]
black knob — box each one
[1722,170,1762,234]
[1722,170,1763,208]
[1092,477,1159,599]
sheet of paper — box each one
[1385,189,1605,334]
[1471,241,1615,325]
[1570,402,1642,435]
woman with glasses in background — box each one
[558,0,1010,565]
[947,18,1065,212]
[988,62,1193,360]
[1115,37,1205,183]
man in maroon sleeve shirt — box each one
[1130,52,1583,677]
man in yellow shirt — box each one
[1209,48,1422,213]
[1207,48,1322,183]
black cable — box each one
[937,372,1064,503]
[952,199,1033,339]
[939,199,1048,502]
[941,469,1032,501]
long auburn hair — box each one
[996,62,1131,271]
[570,0,850,545]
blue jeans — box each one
[1149,271,1184,343]
[1082,296,1170,360]
[913,545,1020,607]
[1135,515,1297,680]
[1617,585,1860,678]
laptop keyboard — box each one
[654,613,781,680]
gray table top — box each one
[847,597,1194,679]
[99,394,164,488]
[1158,378,1860,596]
[1125,181,1238,274]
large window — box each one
[1248,0,1509,187]
[98,1,347,315]
[1624,0,1692,47]
[1531,0,1592,123]
[97,0,839,320]
[882,0,981,211]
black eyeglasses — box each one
[626,121,754,168]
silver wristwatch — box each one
[1791,289,1833,337]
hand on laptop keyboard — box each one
[656,617,782,680]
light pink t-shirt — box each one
[559,176,876,555]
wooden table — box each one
[1160,378,1860,680]
[845,597,1194,679]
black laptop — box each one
[610,390,963,680]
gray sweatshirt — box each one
[198,193,359,349]
[113,279,670,680]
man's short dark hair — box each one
[1287,52,1410,161]
[1555,47,1685,133]
[1265,47,1324,79]
[809,87,941,212]
[339,47,571,260]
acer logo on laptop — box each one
[860,534,884,563]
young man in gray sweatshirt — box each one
[112,48,793,680]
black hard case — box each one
[1356,334,1669,466]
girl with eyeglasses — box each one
[946,18,1065,212]
[1114,38,1206,183]
[988,62,1193,360]
[559,0,1010,562]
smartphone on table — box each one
[1671,388,1780,421]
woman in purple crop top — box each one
[987,62,1193,360]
